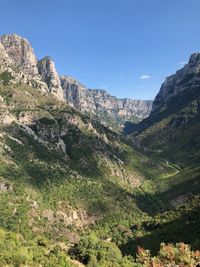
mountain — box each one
[0,33,152,130]
[152,53,200,113]
[121,52,200,259]
[125,53,200,166]
[0,33,38,75]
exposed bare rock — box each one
[61,76,152,126]
[60,76,96,112]
[37,57,64,100]
[18,112,37,124]
[0,180,12,192]
[0,33,38,75]
[0,42,13,70]
[152,53,200,112]
[0,112,16,125]
[170,194,192,208]
[0,34,49,93]
[41,206,101,229]
[89,89,152,120]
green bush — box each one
[0,71,13,85]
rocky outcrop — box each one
[152,53,200,113]
[0,34,48,92]
[37,57,64,100]
[0,42,13,68]
[0,34,63,100]
[0,33,38,75]
[0,180,12,193]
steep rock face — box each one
[152,53,200,113]
[37,57,64,100]
[0,42,14,75]
[89,89,152,120]
[61,77,152,125]
[0,42,13,65]
[118,99,153,119]
[88,89,119,114]
[0,33,38,75]
[0,34,48,92]
[60,76,93,110]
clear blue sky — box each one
[1,0,200,100]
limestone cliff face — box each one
[118,98,153,119]
[152,53,200,113]
[89,89,152,120]
[0,42,13,65]
[60,76,96,112]
[0,34,48,92]
[0,33,38,75]
[37,57,64,100]
[0,42,14,73]
[61,77,152,124]
[0,34,64,100]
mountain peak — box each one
[189,52,200,64]
[39,56,53,62]
[37,56,64,100]
[152,52,200,113]
[0,33,38,75]
[0,33,26,43]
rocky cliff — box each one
[37,56,64,100]
[89,89,152,120]
[60,75,95,112]
[125,52,200,166]
[61,76,152,117]
[152,53,200,113]
[0,33,152,127]
[0,33,38,75]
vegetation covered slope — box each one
[125,85,200,167]
[0,74,200,266]
[121,55,200,265]
[0,80,181,266]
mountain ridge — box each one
[152,52,200,113]
[0,33,152,129]
[125,52,200,166]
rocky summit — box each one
[152,52,200,113]
[0,33,152,129]
[0,33,38,75]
